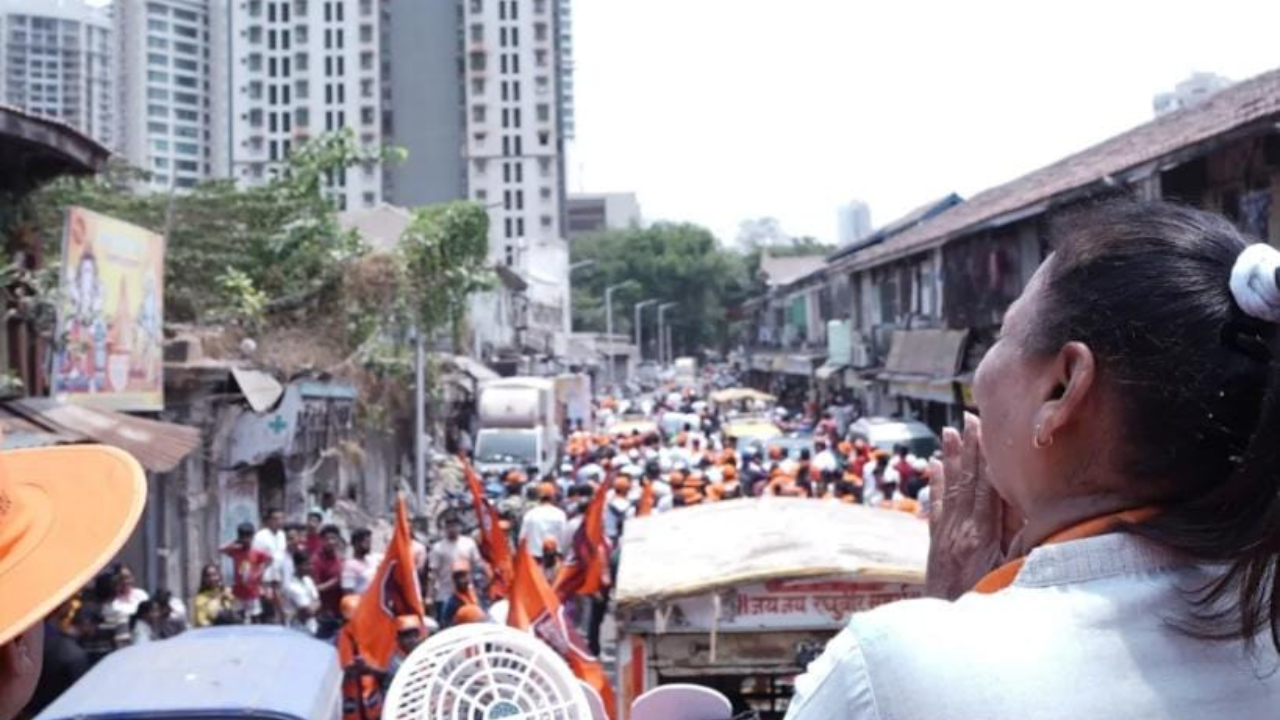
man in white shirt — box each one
[283,551,321,634]
[252,508,290,585]
[519,483,568,559]
[341,527,381,596]
[428,516,484,619]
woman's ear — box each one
[1034,341,1096,443]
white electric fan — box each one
[382,623,593,720]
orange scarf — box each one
[973,507,1158,594]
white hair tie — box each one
[1229,243,1280,323]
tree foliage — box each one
[570,222,750,356]
[397,201,494,348]
[20,130,388,326]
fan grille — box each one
[384,623,591,720]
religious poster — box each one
[51,207,165,411]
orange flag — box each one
[461,456,515,599]
[338,496,425,672]
[553,474,609,600]
[509,546,617,718]
[636,479,655,517]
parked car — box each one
[847,417,942,458]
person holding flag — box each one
[461,456,516,599]
[508,546,617,719]
[336,497,425,720]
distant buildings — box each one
[227,0,385,210]
[1153,72,1232,116]
[836,200,872,245]
[0,0,115,148]
[565,192,642,236]
[116,0,228,190]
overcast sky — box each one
[568,0,1280,245]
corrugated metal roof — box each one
[6,398,200,473]
[848,66,1280,270]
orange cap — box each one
[675,433,688,446]
[614,476,632,493]
[721,465,738,480]
[504,470,527,486]
[838,441,853,455]
[340,594,360,620]
[454,604,486,624]
[0,445,148,647]
[396,614,424,633]
[542,536,559,554]
[768,446,784,460]
[537,482,557,500]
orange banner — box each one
[554,475,610,600]
[460,456,515,599]
[338,497,425,672]
[509,546,617,718]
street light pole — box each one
[604,282,631,389]
[657,301,677,368]
[633,299,658,360]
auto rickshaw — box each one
[614,497,927,720]
[36,625,342,720]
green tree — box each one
[20,130,391,326]
[397,201,493,351]
[570,222,750,357]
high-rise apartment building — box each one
[461,0,570,355]
[837,200,872,246]
[382,0,466,207]
[116,0,228,190]
[554,0,572,141]
[1153,72,1233,117]
[229,0,383,210]
[0,0,114,148]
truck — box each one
[615,498,927,719]
[553,373,593,432]
[674,356,699,391]
[473,377,560,479]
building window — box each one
[474,158,487,174]
[360,51,374,71]
[538,130,549,146]
[148,70,169,83]
[539,186,551,200]
[472,104,486,123]
[295,79,309,99]
[148,121,168,134]
[535,22,548,42]
[175,141,199,155]
[468,51,485,71]
[361,78,374,97]
[516,218,525,236]
[296,107,310,127]
[363,192,376,207]
[360,0,373,16]
[147,19,168,32]
[504,217,513,238]
[248,0,263,16]
[360,24,373,44]
[475,188,488,202]
[470,0,482,13]
[295,0,308,15]
[471,78,485,95]
[470,23,483,42]
[535,76,549,94]
[147,87,169,100]
[248,26,263,44]
[538,157,551,177]
[536,103,550,122]
[540,215,552,228]
[148,36,167,49]
[247,54,263,72]
[296,52,309,71]
[535,0,547,13]
[295,25,308,43]
[148,105,168,117]
[505,245,515,266]
[535,49,548,67]
[361,106,376,125]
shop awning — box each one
[782,354,822,377]
[3,398,201,473]
[882,329,969,378]
[815,362,848,382]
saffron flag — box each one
[553,474,609,600]
[509,546,617,719]
[461,456,515,599]
[338,496,425,672]
[636,479,655,517]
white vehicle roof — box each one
[615,498,927,607]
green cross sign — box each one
[268,414,288,434]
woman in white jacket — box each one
[788,200,1280,719]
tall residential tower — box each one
[0,0,115,147]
